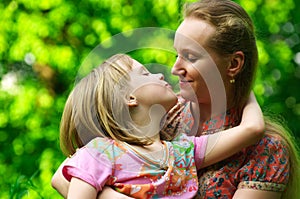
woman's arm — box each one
[98,187,134,199]
[233,189,281,199]
[200,92,265,168]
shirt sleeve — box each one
[192,135,208,170]
[62,144,113,192]
[236,134,290,191]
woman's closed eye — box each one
[176,53,198,63]
[183,53,198,63]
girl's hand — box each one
[98,187,134,199]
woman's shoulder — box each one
[245,133,290,167]
[255,133,289,152]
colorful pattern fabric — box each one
[180,101,290,199]
[62,133,208,199]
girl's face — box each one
[129,59,178,111]
[172,18,229,106]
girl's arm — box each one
[68,177,97,199]
[200,92,265,168]
[51,158,70,197]
[51,163,133,199]
[52,159,133,199]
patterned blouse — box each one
[179,101,290,199]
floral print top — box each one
[180,101,290,199]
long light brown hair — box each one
[60,54,178,156]
[184,0,299,198]
[60,54,152,156]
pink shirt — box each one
[63,133,208,198]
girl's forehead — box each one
[131,59,144,70]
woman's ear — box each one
[227,51,245,76]
[127,95,138,107]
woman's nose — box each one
[172,56,185,76]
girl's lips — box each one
[165,83,172,89]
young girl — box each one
[55,54,264,199]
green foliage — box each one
[0,0,299,198]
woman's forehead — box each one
[174,18,215,50]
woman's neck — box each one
[190,101,211,124]
[190,99,234,136]
[191,97,234,122]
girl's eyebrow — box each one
[137,66,144,73]
[139,65,149,73]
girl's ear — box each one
[127,95,138,107]
[227,51,244,77]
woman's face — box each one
[172,18,229,106]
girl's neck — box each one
[131,104,166,143]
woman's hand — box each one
[98,187,134,199]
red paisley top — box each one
[179,101,290,199]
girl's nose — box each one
[157,73,164,80]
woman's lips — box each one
[179,79,192,87]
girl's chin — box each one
[180,90,198,102]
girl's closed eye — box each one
[142,72,150,76]
[139,66,151,76]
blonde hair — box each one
[184,0,300,197]
[264,115,300,198]
[60,54,152,156]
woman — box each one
[53,0,300,198]
[171,0,299,198]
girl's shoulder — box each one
[170,133,195,151]
[84,137,127,156]
[86,137,114,148]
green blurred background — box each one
[0,0,299,198]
